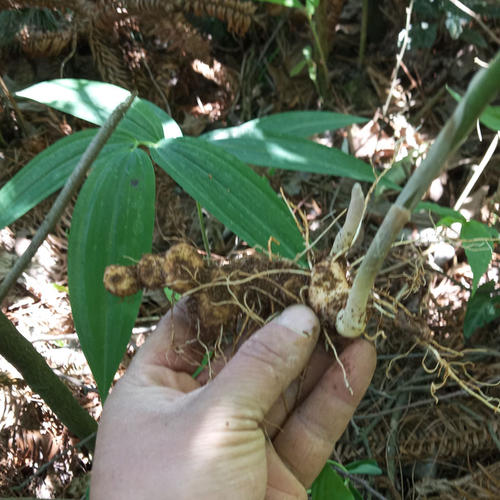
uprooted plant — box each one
[103,183,364,356]
[103,50,500,362]
[0,49,498,455]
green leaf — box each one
[460,28,487,48]
[460,220,497,294]
[447,87,500,131]
[202,112,368,140]
[344,459,383,476]
[68,148,155,398]
[145,100,183,139]
[0,129,136,230]
[479,106,500,132]
[16,78,182,140]
[201,131,376,183]
[163,287,182,304]
[306,0,320,16]
[151,137,305,261]
[192,351,214,379]
[16,79,130,126]
[113,98,176,144]
[311,465,354,500]
[415,201,466,224]
[114,97,182,144]
[408,22,438,50]
[464,281,500,339]
[375,156,412,196]
[290,58,307,77]
[0,129,95,229]
[2,79,181,231]
[253,0,304,9]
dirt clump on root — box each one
[103,242,350,346]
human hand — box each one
[90,303,376,500]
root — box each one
[104,242,344,344]
[323,328,353,396]
[104,183,369,345]
[421,339,500,413]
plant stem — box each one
[398,52,500,211]
[196,201,211,259]
[332,183,365,255]
[0,312,97,449]
[337,49,500,337]
[358,0,369,67]
[0,92,136,303]
[383,0,414,116]
[336,204,410,337]
[0,73,28,135]
[454,131,499,211]
[309,17,328,79]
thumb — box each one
[205,305,320,420]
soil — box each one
[0,1,499,498]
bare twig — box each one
[358,0,369,67]
[383,0,414,116]
[330,463,389,500]
[454,131,499,211]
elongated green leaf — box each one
[202,111,367,140]
[114,98,182,144]
[447,86,500,131]
[145,100,183,139]
[1,91,178,230]
[16,79,130,126]
[0,129,134,230]
[479,106,500,131]
[311,465,353,500]
[151,137,305,261]
[16,78,182,140]
[344,459,383,476]
[202,131,375,183]
[68,148,155,398]
[460,220,497,294]
[0,129,96,229]
[415,201,466,223]
[464,281,500,339]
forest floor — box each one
[0,1,499,498]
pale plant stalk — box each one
[332,183,365,255]
[337,50,500,338]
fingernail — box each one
[274,305,320,338]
